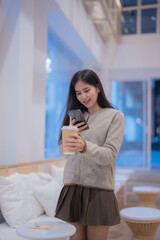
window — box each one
[122,0,137,7]
[45,27,83,158]
[141,8,157,33]
[111,81,148,168]
[111,79,160,169]
[141,0,157,5]
[122,10,137,35]
[151,79,160,168]
[122,0,159,35]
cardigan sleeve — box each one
[82,112,124,166]
[59,143,64,157]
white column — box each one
[0,0,28,164]
[31,0,47,160]
[0,0,47,164]
[16,0,34,162]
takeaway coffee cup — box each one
[62,125,78,155]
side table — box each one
[120,207,160,240]
[16,220,76,240]
[132,186,160,208]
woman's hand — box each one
[70,119,88,134]
[64,133,86,152]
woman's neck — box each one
[88,105,103,115]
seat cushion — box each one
[132,186,160,193]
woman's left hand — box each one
[64,133,85,152]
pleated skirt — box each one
[55,184,120,226]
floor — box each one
[108,220,160,240]
[108,221,132,240]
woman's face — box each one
[74,80,100,112]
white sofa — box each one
[0,162,65,240]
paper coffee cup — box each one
[62,125,78,155]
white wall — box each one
[113,35,160,70]
[109,34,160,80]
[31,1,48,161]
[0,0,20,163]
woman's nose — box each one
[81,92,87,99]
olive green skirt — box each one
[55,184,120,226]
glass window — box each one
[141,8,157,33]
[141,0,157,5]
[45,27,83,158]
[122,10,137,35]
[122,0,137,7]
[151,79,160,168]
[111,81,148,168]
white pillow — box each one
[0,172,50,228]
[50,165,64,186]
[33,179,62,217]
[21,172,49,186]
[21,172,46,218]
[0,173,32,228]
[37,172,54,182]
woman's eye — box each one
[84,90,89,93]
[76,92,81,96]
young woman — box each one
[55,69,124,240]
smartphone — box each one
[67,109,89,130]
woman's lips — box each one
[83,100,90,105]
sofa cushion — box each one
[0,173,32,228]
[0,210,5,224]
[50,165,64,185]
[33,179,62,217]
[21,172,45,219]
[0,172,51,228]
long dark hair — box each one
[58,69,114,144]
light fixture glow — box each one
[46,57,52,73]
[116,0,121,8]
[136,118,141,125]
[151,16,156,21]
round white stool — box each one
[16,220,76,240]
[132,186,160,208]
[120,207,160,240]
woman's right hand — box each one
[71,119,88,134]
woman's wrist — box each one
[80,140,87,153]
